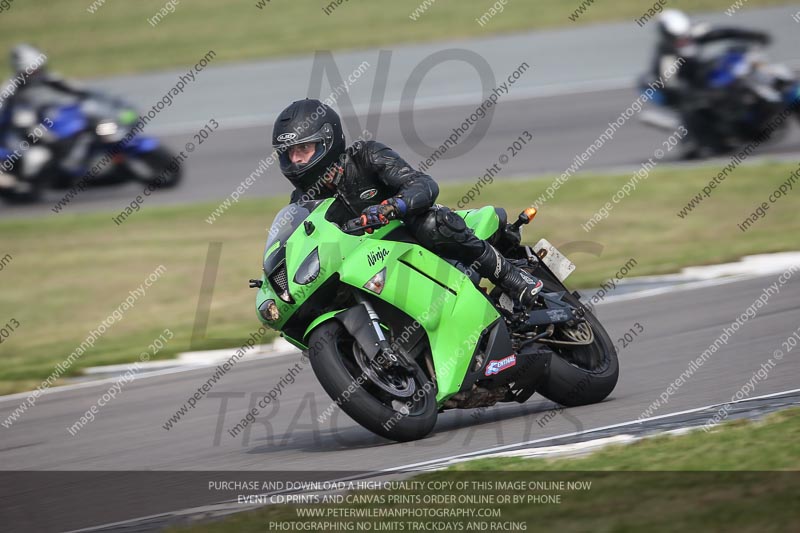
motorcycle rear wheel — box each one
[536,309,619,407]
[524,267,619,407]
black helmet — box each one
[272,99,346,191]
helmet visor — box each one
[274,123,334,178]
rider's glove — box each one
[360,198,407,233]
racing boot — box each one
[474,242,543,309]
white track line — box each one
[380,387,800,472]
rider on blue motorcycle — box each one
[649,9,771,105]
[647,10,772,155]
[1,44,92,178]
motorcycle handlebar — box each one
[342,218,387,235]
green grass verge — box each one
[168,408,800,532]
[0,0,790,77]
[0,160,798,392]
[452,408,800,472]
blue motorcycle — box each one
[0,93,181,203]
[639,44,800,158]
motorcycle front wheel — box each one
[308,320,438,442]
[0,178,44,204]
[129,147,182,189]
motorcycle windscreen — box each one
[263,199,326,274]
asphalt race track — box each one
[1,273,798,530]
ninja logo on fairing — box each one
[485,354,517,376]
[367,248,389,266]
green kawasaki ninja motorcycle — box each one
[252,197,618,442]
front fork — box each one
[353,293,414,374]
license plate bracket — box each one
[534,239,576,282]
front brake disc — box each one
[352,343,415,399]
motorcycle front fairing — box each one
[48,104,87,140]
[255,198,503,403]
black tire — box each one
[0,180,43,204]
[537,310,619,407]
[308,321,438,442]
[517,261,618,406]
[131,147,182,189]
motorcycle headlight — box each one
[259,299,280,322]
[96,121,118,136]
[12,109,36,128]
[293,248,320,286]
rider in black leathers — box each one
[272,98,543,309]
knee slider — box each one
[435,207,469,243]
